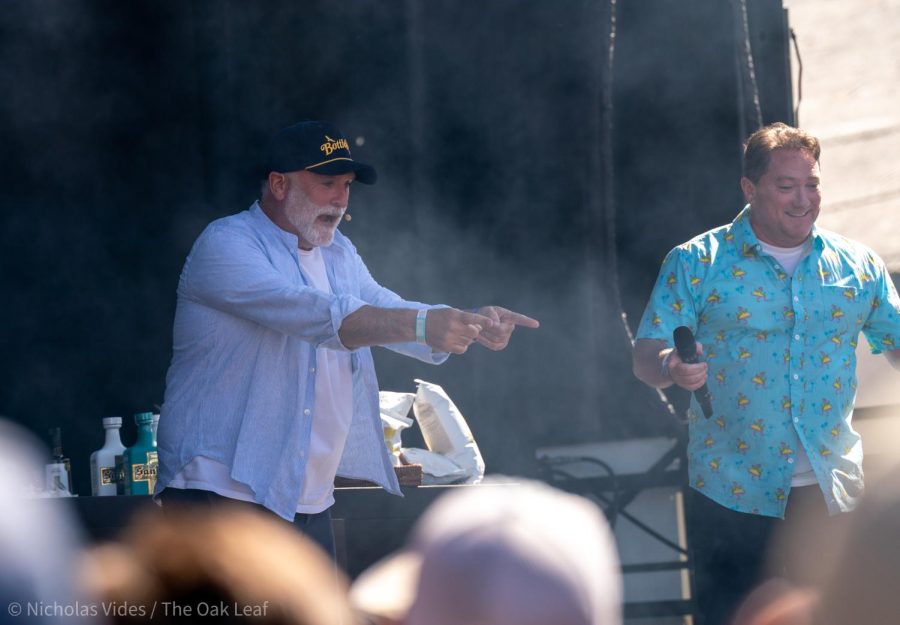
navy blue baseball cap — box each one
[264,120,377,184]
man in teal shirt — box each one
[633,123,900,625]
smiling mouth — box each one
[786,210,812,218]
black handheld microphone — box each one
[673,326,714,419]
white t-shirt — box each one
[294,246,353,511]
[168,246,354,514]
[759,238,817,487]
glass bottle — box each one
[46,427,73,495]
[123,412,158,496]
[90,417,127,496]
[114,454,126,495]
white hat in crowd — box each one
[351,477,622,625]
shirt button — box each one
[303,408,311,416]
[793,296,799,302]
[793,417,799,423]
[309,367,316,373]
[793,374,799,380]
[787,458,794,464]
[794,334,800,340]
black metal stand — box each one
[538,433,697,621]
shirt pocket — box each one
[818,284,858,339]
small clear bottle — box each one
[123,412,158,496]
[46,427,73,495]
[90,417,127,496]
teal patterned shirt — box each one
[636,206,900,517]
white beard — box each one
[284,189,346,248]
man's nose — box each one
[332,186,349,207]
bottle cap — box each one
[102,416,123,427]
[134,412,154,425]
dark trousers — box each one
[158,487,336,561]
[686,485,845,625]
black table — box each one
[42,485,480,578]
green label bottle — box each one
[123,411,158,496]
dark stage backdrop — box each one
[0,0,791,497]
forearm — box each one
[338,305,418,350]
[185,228,370,346]
[632,339,675,389]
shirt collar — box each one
[250,200,301,248]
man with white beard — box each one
[155,121,538,558]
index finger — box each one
[503,311,540,328]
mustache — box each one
[315,207,350,222]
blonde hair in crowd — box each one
[81,507,358,625]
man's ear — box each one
[268,172,289,201]
[740,176,755,204]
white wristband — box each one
[416,309,428,345]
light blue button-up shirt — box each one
[155,202,447,520]
[637,206,900,517]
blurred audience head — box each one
[812,463,900,625]
[350,478,622,625]
[0,419,88,625]
[81,507,356,625]
[730,578,818,625]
